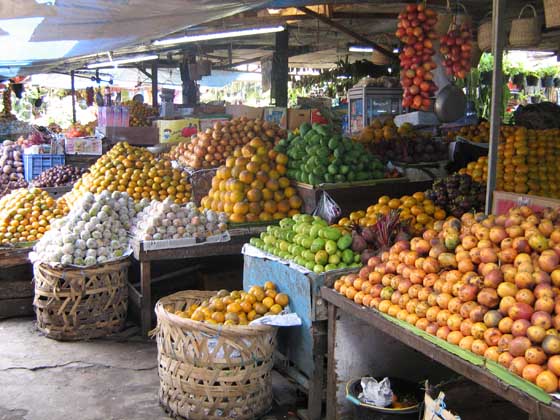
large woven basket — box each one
[544,0,560,28]
[477,14,493,52]
[33,259,129,341]
[155,290,277,420]
[371,34,393,66]
[509,4,541,48]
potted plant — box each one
[539,66,558,88]
[505,60,525,88]
[555,77,560,88]
[526,70,539,87]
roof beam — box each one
[296,6,397,60]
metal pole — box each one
[151,61,158,108]
[485,0,506,214]
[70,70,76,124]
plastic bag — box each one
[312,191,341,224]
[358,377,393,407]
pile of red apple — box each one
[440,22,473,79]
[335,206,560,393]
[395,4,439,111]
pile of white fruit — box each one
[32,191,148,267]
[132,198,228,241]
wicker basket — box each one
[509,4,541,48]
[155,290,277,420]
[33,259,129,341]
[544,0,560,28]
[477,14,493,52]
[370,34,393,66]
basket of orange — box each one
[154,283,289,420]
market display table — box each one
[130,227,265,336]
[0,247,34,318]
[320,287,560,420]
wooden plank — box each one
[140,261,152,337]
[320,287,560,420]
[307,321,327,420]
[0,297,34,318]
[0,280,34,299]
[0,248,31,268]
[326,302,338,420]
[127,282,142,309]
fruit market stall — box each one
[321,204,560,419]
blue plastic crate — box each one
[23,154,65,182]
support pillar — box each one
[272,29,289,107]
[485,0,507,214]
[70,70,76,124]
[151,61,158,108]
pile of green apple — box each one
[249,214,362,273]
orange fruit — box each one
[262,297,275,309]
[264,281,276,290]
[233,202,249,215]
[275,293,289,307]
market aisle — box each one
[0,317,167,420]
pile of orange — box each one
[337,192,446,235]
[173,282,290,325]
[446,121,491,143]
[65,142,191,206]
[200,138,303,223]
[459,156,488,184]
[0,188,69,245]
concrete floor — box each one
[0,318,299,420]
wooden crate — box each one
[0,251,34,318]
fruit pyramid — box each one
[65,142,191,207]
[201,137,303,223]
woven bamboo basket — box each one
[370,34,393,66]
[154,290,277,420]
[33,259,129,341]
[477,13,493,52]
[544,0,560,28]
[509,4,541,48]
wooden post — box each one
[326,303,338,420]
[70,70,76,124]
[272,29,289,107]
[485,0,506,214]
[140,261,152,337]
[151,61,158,108]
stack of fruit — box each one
[171,282,290,325]
[458,156,488,184]
[0,188,69,245]
[439,22,473,79]
[33,191,143,266]
[368,136,449,163]
[355,118,409,144]
[65,122,94,138]
[176,119,285,170]
[1,89,14,120]
[0,141,27,198]
[334,206,560,393]
[31,165,88,188]
[395,4,438,110]
[249,214,361,273]
[132,199,228,241]
[497,127,560,198]
[445,122,490,143]
[425,174,486,217]
[201,138,303,223]
[276,123,387,185]
[123,101,159,127]
[337,193,446,236]
[64,142,191,207]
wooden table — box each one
[0,247,34,318]
[131,229,263,336]
[321,287,560,420]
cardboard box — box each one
[492,191,560,215]
[263,107,288,129]
[156,118,200,143]
[64,137,102,155]
[423,390,458,420]
[310,109,329,125]
[287,109,311,131]
[225,104,263,120]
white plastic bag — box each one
[359,377,393,407]
[312,191,341,224]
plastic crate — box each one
[23,154,65,182]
